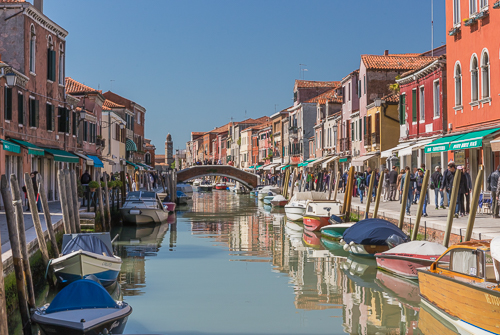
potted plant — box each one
[115,180,123,189]
[88,181,99,192]
[107,181,116,189]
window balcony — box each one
[494,1,500,9]
[449,26,460,36]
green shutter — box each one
[359,119,362,140]
[363,116,367,135]
[47,48,51,80]
[72,111,77,135]
[351,122,354,140]
[18,94,23,124]
[35,100,39,128]
[412,89,417,122]
[51,50,56,81]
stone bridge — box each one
[176,165,258,189]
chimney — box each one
[34,0,43,13]
[384,50,389,56]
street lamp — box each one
[5,72,16,87]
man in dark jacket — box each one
[431,165,445,209]
[388,165,398,201]
[441,161,459,216]
[490,165,500,218]
[81,170,91,185]
[463,168,472,214]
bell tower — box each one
[166,134,174,166]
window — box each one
[58,44,65,85]
[433,80,440,118]
[30,25,36,73]
[453,0,461,25]
[357,80,361,98]
[471,55,479,102]
[83,121,88,142]
[455,63,462,106]
[47,36,56,81]
[412,89,417,122]
[72,111,77,135]
[470,0,478,15]
[419,87,425,121]
[399,94,406,125]
[28,98,39,128]
[359,119,362,140]
[480,0,488,10]
[348,82,351,101]
[437,248,481,278]
[46,104,54,130]
[4,87,12,121]
[18,93,24,124]
[58,107,69,133]
[481,50,490,99]
[363,75,366,95]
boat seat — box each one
[485,264,496,281]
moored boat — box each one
[121,191,169,224]
[270,195,288,207]
[303,201,342,232]
[321,223,354,240]
[176,190,189,205]
[263,195,274,205]
[257,186,280,200]
[176,182,193,196]
[215,183,227,190]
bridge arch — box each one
[176,165,258,189]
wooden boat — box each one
[341,218,408,257]
[215,183,227,190]
[418,240,500,335]
[284,192,331,222]
[121,191,169,224]
[32,279,132,335]
[51,233,121,287]
[417,299,472,335]
[303,201,342,232]
[375,241,446,280]
[270,195,288,207]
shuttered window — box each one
[412,89,417,122]
[72,111,77,135]
[399,94,406,125]
[29,98,39,128]
[4,87,12,121]
[47,49,56,81]
[18,93,24,124]
[83,121,88,142]
[46,104,53,130]
[58,107,70,133]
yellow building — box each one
[364,93,400,170]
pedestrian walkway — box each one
[346,191,500,240]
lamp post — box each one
[5,72,17,87]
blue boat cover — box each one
[329,214,344,224]
[46,279,117,314]
[177,190,187,197]
[62,235,113,257]
[342,218,408,246]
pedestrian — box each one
[81,169,91,185]
[463,167,472,214]
[490,165,500,218]
[401,166,416,216]
[414,168,428,216]
[456,166,468,217]
[357,172,366,204]
[441,161,460,217]
[342,170,348,193]
[431,165,445,209]
[388,165,398,201]
[383,169,390,202]
[397,168,404,202]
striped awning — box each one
[126,139,137,152]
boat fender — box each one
[349,241,355,246]
[343,244,350,251]
[340,239,344,244]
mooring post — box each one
[398,171,410,229]
[373,170,385,219]
[10,174,36,310]
[63,170,76,234]
[0,175,32,335]
[332,171,341,201]
[444,170,462,247]
[97,172,106,231]
[36,174,60,255]
[465,166,484,241]
[103,173,111,227]
[411,170,430,241]
[57,169,71,234]
[120,171,127,203]
[70,170,81,233]
[364,171,375,219]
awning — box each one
[125,160,138,169]
[126,139,137,152]
[381,142,413,158]
[101,157,116,166]
[10,139,45,156]
[281,165,291,170]
[87,155,104,168]
[399,139,433,157]
[321,156,339,168]
[248,166,255,169]
[299,159,315,167]
[263,163,278,171]
[44,148,79,163]
[308,156,330,167]
[256,165,263,170]
[0,139,21,154]
[449,128,500,151]
[424,134,464,153]
[339,158,348,163]
[351,153,378,167]
[137,162,150,170]
[72,152,94,166]
[492,138,500,152]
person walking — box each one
[414,168,428,217]
[441,161,460,217]
[490,165,500,218]
[388,165,398,201]
[456,166,468,217]
[342,170,348,193]
[463,168,472,214]
[431,165,445,210]
[401,166,415,215]
[397,168,404,202]
[383,168,390,202]
[357,172,366,204]
[29,172,43,212]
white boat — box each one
[50,233,121,287]
[257,186,280,200]
[284,192,331,222]
[303,200,342,231]
[121,191,169,225]
[192,179,202,191]
[177,183,193,196]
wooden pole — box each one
[290,168,298,199]
[57,169,71,234]
[332,171,341,201]
[0,225,8,335]
[103,173,111,227]
[443,170,462,247]
[398,171,410,229]
[97,172,106,231]
[373,170,385,219]
[411,170,430,240]
[344,166,355,218]
[64,170,76,234]
[23,173,51,274]
[327,169,334,200]
[160,172,167,193]
[70,170,81,233]
[364,171,375,219]
[36,174,60,255]
[0,175,32,335]
[10,174,36,310]
[120,171,127,202]
[465,166,484,241]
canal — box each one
[26,190,472,334]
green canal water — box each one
[23,191,472,334]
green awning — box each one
[43,148,79,163]
[299,159,315,167]
[9,139,45,156]
[281,165,290,170]
[449,128,500,151]
[126,160,138,169]
[126,139,137,152]
[339,158,348,163]
[137,163,150,170]
[0,139,21,154]
[255,165,263,169]
[249,166,254,169]
[425,135,465,153]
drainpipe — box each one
[108,111,111,157]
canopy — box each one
[256,165,263,170]
[44,148,79,163]
[248,166,255,169]
[281,165,290,170]
[126,160,138,169]
[126,138,137,152]
[45,279,118,314]
[62,234,113,257]
[263,163,278,171]
[342,218,408,246]
[321,156,338,168]
[339,158,348,163]
[424,134,465,153]
[398,139,433,157]
[299,159,315,167]
[10,138,45,156]
[381,142,413,158]
[87,155,104,168]
[449,128,500,151]
[308,156,330,167]
[72,152,94,166]
[381,240,446,256]
[351,153,378,167]
[0,139,21,154]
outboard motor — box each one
[329,214,344,224]
[385,234,408,248]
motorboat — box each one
[192,179,202,191]
[32,279,132,335]
[418,239,500,335]
[284,192,332,222]
[121,191,169,224]
[199,181,213,192]
[270,195,288,207]
[50,233,121,287]
[215,182,227,190]
[303,201,342,232]
[320,214,353,240]
[176,190,189,205]
[341,219,408,257]
[250,186,263,197]
[263,193,274,205]
[176,182,193,196]
[257,186,280,200]
[375,240,447,280]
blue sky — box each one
[43,0,445,155]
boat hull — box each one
[320,223,354,240]
[271,200,288,207]
[348,243,389,257]
[375,253,438,280]
[51,251,121,287]
[199,186,213,192]
[418,269,500,334]
[120,207,169,225]
[215,185,227,190]
[285,206,306,221]
[163,202,176,212]
[303,215,329,232]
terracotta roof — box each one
[361,54,439,71]
[305,88,342,104]
[382,92,399,103]
[341,69,359,82]
[0,0,26,2]
[65,77,99,94]
[101,99,125,111]
[399,55,446,79]
[191,132,204,135]
[156,155,165,159]
[208,124,230,135]
[295,80,340,89]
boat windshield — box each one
[127,191,157,200]
[436,248,482,278]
